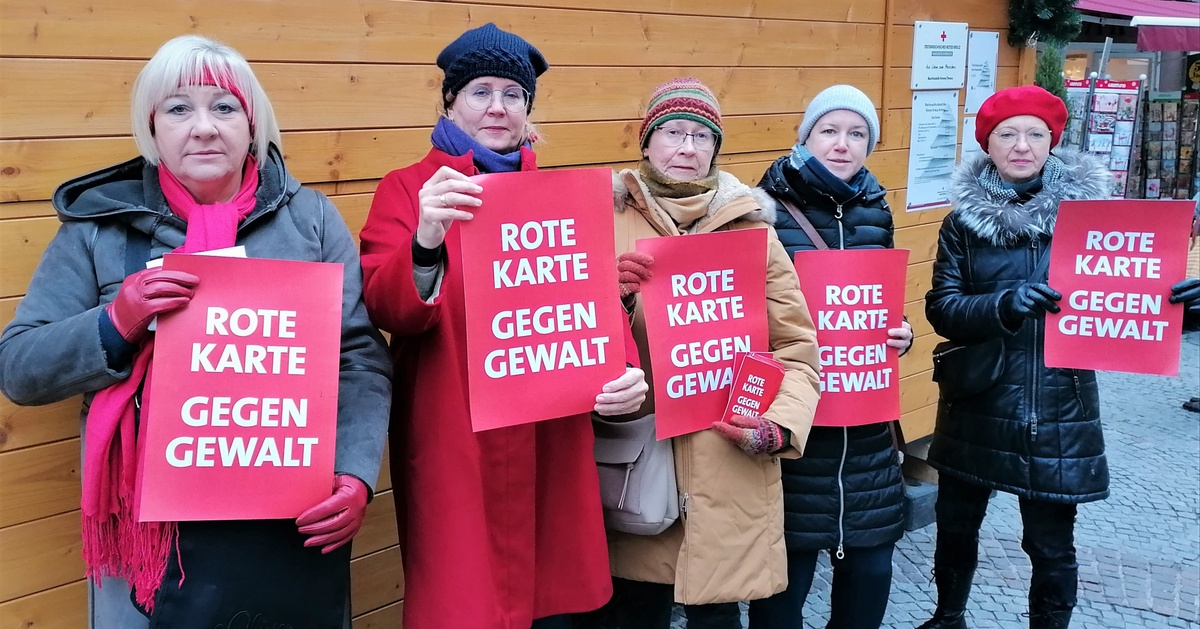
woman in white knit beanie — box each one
[747,84,911,629]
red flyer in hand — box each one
[721,352,785,423]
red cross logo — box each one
[941,31,947,41]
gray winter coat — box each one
[0,146,392,490]
[926,147,1112,503]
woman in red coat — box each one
[358,24,648,629]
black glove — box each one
[1169,278,1200,315]
[1000,283,1062,323]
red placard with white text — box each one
[1045,200,1192,375]
[136,255,343,521]
[794,249,909,426]
[721,352,785,423]
[637,229,769,439]
[458,168,627,431]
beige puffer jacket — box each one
[608,168,821,604]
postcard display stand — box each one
[1144,92,1198,200]
[1063,79,1142,199]
[1190,94,1200,197]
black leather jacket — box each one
[925,148,1113,503]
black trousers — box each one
[935,474,1079,615]
[574,577,741,629]
[747,543,895,629]
[532,615,574,629]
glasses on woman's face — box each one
[459,84,529,113]
[990,128,1051,148]
[654,126,717,151]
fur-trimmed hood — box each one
[613,168,775,235]
[950,146,1113,247]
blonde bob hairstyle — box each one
[131,35,282,165]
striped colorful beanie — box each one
[639,78,723,150]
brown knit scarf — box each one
[638,159,719,198]
[637,160,720,231]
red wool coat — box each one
[359,148,616,629]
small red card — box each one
[721,352,785,423]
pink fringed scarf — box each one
[81,157,259,611]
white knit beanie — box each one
[796,85,880,155]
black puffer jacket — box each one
[759,153,893,252]
[755,155,906,551]
[926,148,1112,504]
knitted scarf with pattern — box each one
[977,155,1065,205]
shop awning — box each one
[1076,0,1200,51]
[1130,15,1200,51]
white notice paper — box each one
[961,117,984,165]
[145,246,248,330]
[911,21,969,90]
[965,31,999,114]
[906,91,960,212]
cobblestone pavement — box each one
[805,331,1199,629]
[673,332,1200,629]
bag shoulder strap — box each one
[888,419,907,455]
[777,197,830,251]
[1031,244,1052,284]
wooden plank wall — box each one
[0,0,1029,625]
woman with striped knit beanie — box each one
[582,77,822,629]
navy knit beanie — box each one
[437,23,548,110]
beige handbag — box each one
[592,413,679,535]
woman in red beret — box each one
[918,86,1200,629]
[919,84,1105,629]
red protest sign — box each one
[721,352,784,424]
[794,249,909,427]
[637,229,769,439]
[1045,199,1193,376]
[458,168,627,431]
[137,255,343,521]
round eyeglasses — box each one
[654,126,717,151]
[458,85,529,113]
[990,129,1051,147]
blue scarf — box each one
[788,144,867,204]
[431,117,529,173]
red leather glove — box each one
[711,416,786,455]
[617,252,654,298]
[106,268,199,343]
[296,474,369,554]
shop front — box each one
[1058,0,1199,199]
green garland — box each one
[1035,42,1070,105]
[1011,0,1078,108]
[1008,0,1082,47]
